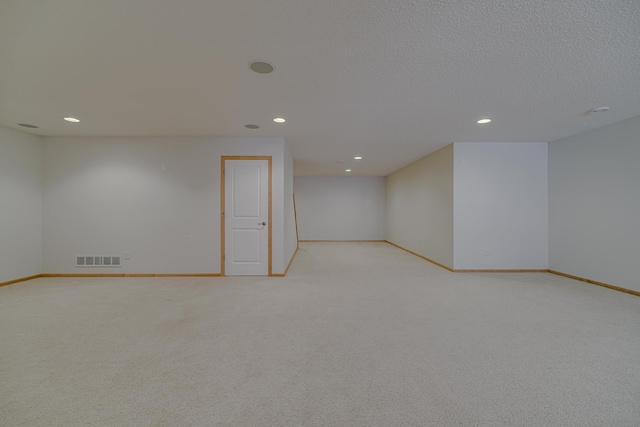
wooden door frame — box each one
[220,156,273,276]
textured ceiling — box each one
[1,0,639,176]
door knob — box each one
[259,222,266,226]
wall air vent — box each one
[76,255,122,268]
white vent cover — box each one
[76,255,122,268]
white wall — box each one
[453,142,548,270]
[386,145,454,268]
[0,126,43,282]
[283,145,298,267]
[42,136,289,274]
[294,176,386,241]
[549,115,640,292]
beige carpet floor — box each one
[1,242,639,426]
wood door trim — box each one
[221,156,273,277]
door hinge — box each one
[222,211,225,217]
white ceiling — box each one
[1,0,639,176]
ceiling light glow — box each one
[273,117,285,123]
[64,117,80,123]
[477,118,492,124]
[345,169,352,172]
[354,156,362,160]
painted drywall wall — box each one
[0,126,42,283]
[453,142,548,270]
[294,176,386,241]
[386,145,453,268]
[42,136,289,274]
[283,145,298,269]
[549,115,640,292]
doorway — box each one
[221,156,272,276]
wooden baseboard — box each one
[385,241,454,272]
[455,269,548,273]
[272,247,299,277]
[143,273,222,277]
[548,270,640,297]
[41,273,222,278]
[3,266,636,299]
[382,244,638,297]
[41,273,125,277]
[299,240,386,242]
[0,274,43,287]
[284,246,299,275]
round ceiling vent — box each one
[245,124,260,129]
[588,106,610,114]
[18,123,38,128]
[249,61,274,74]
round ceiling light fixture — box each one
[273,117,286,123]
[245,124,260,129]
[588,106,610,114]
[354,156,362,160]
[345,169,352,172]
[64,117,80,122]
[18,123,38,128]
[249,61,274,74]
[477,118,492,124]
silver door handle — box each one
[258,222,266,226]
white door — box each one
[224,159,270,275]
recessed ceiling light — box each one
[18,123,38,128]
[245,124,259,129]
[477,118,492,124]
[588,106,610,114]
[345,169,352,172]
[64,117,80,123]
[354,156,362,160]
[273,117,286,123]
[249,61,274,74]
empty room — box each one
[1,1,639,426]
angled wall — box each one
[549,115,640,292]
[386,145,454,269]
[284,145,298,268]
[0,126,43,283]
